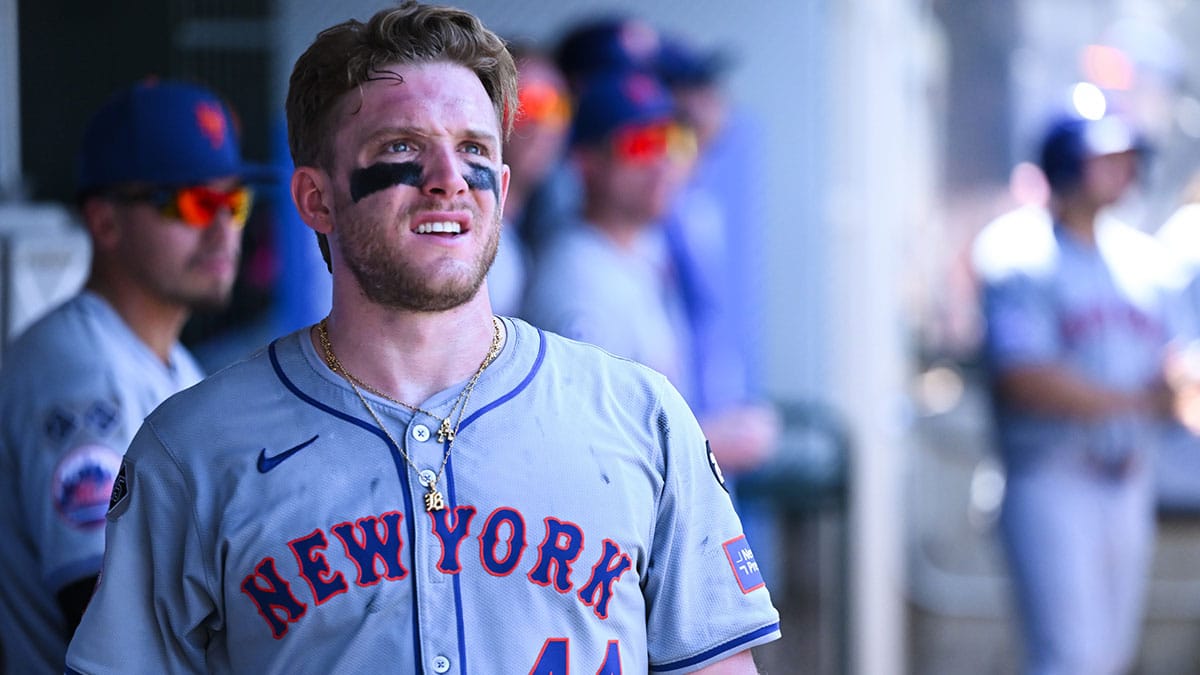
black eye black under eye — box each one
[464,163,499,202]
[347,161,500,203]
[349,162,424,202]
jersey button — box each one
[432,655,451,673]
[411,424,431,442]
[418,469,438,487]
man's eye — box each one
[462,142,483,155]
[388,141,412,153]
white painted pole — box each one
[826,1,929,673]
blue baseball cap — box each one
[655,34,731,87]
[1038,113,1149,191]
[554,17,661,89]
[77,79,273,195]
[569,70,675,148]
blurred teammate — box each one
[525,49,778,478]
[508,15,663,260]
[523,69,695,387]
[973,113,1184,674]
[486,42,571,316]
[656,32,764,421]
[65,3,779,672]
[656,31,782,580]
[0,79,262,673]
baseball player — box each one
[485,42,572,317]
[522,69,695,392]
[64,3,780,674]
[0,80,264,673]
[521,66,779,477]
[973,113,1185,674]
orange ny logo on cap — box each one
[195,101,227,149]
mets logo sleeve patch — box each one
[722,535,765,594]
[52,443,123,529]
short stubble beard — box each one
[338,204,501,313]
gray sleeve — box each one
[24,391,129,593]
[982,271,1060,371]
[65,421,213,674]
[643,377,781,672]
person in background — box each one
[486,42,571,316]
[973,112,1187,675]
[655,30,783,581]
[507,15,664,262]
[0,78,265,673]
[656,31,769,429]
[522,69,696,389]
[540,17,781,470]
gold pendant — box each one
[424,487,446,512]
[437,418,455,443]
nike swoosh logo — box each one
[257,435,319,473]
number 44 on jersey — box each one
[529,639,620,674]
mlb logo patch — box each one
[723,535,765,594]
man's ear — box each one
[80,197,121,252]
[291,166,334,235]
[498,163,511,218]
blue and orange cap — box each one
[77,79,274,195]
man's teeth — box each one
[415,221,462,234]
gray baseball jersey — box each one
[65,317,780,674]
[974,208,1182,671]
[0,291,204,673]
[522,222,692,399]
[974,209,1182,470]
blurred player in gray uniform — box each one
[973,113,1185,675]
[523,69,695,390]
[65,3,780,673]
[522,65,779,488]
[0,79,263,673]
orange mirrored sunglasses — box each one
[611,121,699,165]
[112,185,254,229]
[516,81,571,127]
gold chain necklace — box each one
[318,316,503,511]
